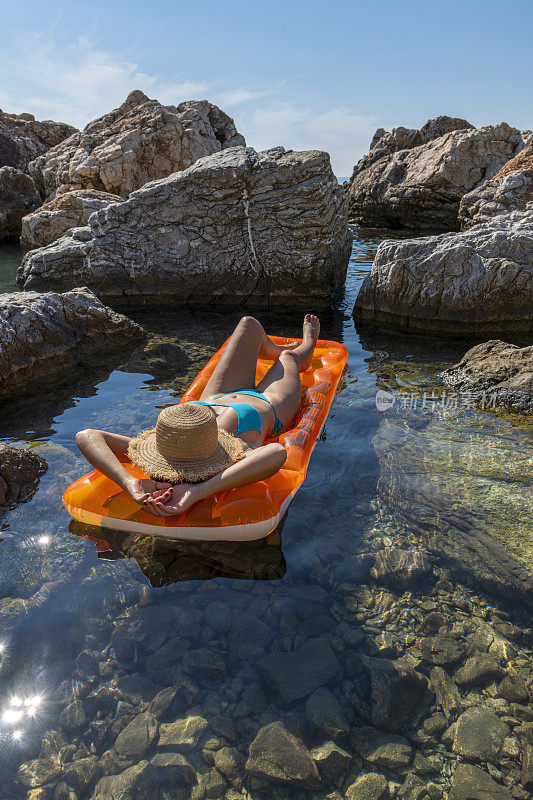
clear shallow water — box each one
[0,234,532,799]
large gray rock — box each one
[0,166,40,240]
[0,287,143,401]
[19,146,351,310]
[28,89,245,199]
[441,340,533,413]
[245,721,322,789]
[0,108,76,172]
[0,444,47,508]
[353,205,533,335]
[346,121,525,231]
[21,188,121,249]
[459,139,533,228]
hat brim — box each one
[127,427,244,483]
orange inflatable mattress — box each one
[63,336,347,541]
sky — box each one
[1,0,532,175]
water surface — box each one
[0,233,531,799]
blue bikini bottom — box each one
[187,389,284,436]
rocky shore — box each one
[347,116,533,336]
[345,117,530,232]
[0,287,143,400]
[352,205,533,335]
[18,146,351,310]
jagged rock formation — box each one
[359,116,474,174]
[353,205,533,335]
[0,287,143,401]
[459,138,533,228]
[21,189,121,249]
[441,340,533,413]
[18,146,352,311]
[28,90,245,200]
[0,444,47,509]
[0,108,77,172]
[0,166,40,240]
[346,118,527,231]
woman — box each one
[76,314,320,517]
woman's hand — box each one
[146,483,201,517]
[124,477,174,514]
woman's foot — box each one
[302,313,320,345]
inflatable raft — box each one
[63,335,348,541]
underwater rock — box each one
[16,757,62,788]
[0,443,47,507]
[353,205,533,334]
[0,287,143,402]
[370,547,432,590]
[0,166,40,240]
[459,139,533,228]
[429,667,463,721]
[499,672,530,705]
[0,107,76,172]
[454,654,505,687]
[246,721,322,789]
[305,687,350,739]
[59,698,86,730]
[21,188,121,249]
[91,758,189,800]
[113,711,159,759]
[449,763,513,799]
[346,120,524,231]
[441,340,533,413]
[419,636,466,666]
[61,756,101,794]
[19,146,352,310]
[310,740,352,782]
[452,707,508,763]
[350,726,413,768]
[158,715,209,750]
[345,772,390,799]
[259,637,342,706]
[28,89,244,199]
[182,648,226,681]
[350,656,429,732]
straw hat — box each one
[127,403,244,483]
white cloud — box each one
[241,103,377,175]
[214,89,270,107]
[0,34,215,128]
[0,32,375,174]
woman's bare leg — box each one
[201,316,297,399]
[257,314,320,428]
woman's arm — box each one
[75,429,172,510]
[149,443,287,516]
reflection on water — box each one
[69,521,287,585]
[0,231,531,799]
